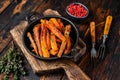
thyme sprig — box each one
[0,46,26,80]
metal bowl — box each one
[66,2,89,21]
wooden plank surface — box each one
[12,0,27,16]
[0,0,12,14]
[0,0,120,80]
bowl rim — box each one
[22,15,79,60]
[66,2,89,19]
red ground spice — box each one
[67,3,88,18]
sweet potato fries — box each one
[27,18,72,58]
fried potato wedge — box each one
[57,19,64,30]
[50,18,61,30]
[27,32,38,55]
[46,29,51,50]
[50,32,58,51]
[50,49,58,56]
[46,20,65,41]
[57,39,67,57]
[40,21,50,58]
[64,37,72,54]
[33,24,42,56]
[64,25,71,54]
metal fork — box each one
[98,15,113,59]
[90,22,97,58]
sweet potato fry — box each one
[57,39,67,57]
[46,21,65,41]
[50,32,58,51]
[64,37,72,54]
[50,18,61,30]
[64,25,71,38]
[46,29,51,50]
[50,49,58,56]
[27,32,38,55]
[57,25,71,57]
[40,22,50,58]
[57,19,64,30]
[64,25,71,54]
[33,24,42,56]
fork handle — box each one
[90,21,95,43]
[104,15,113,35]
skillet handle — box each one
[26,12,41,23]
[62,38,86,62]
[71,38,86,62]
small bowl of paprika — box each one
[66,2,89,21]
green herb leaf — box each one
[0,46,26,80]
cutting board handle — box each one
[60,60,91,80]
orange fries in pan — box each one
[27,18,72,58]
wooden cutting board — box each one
[10,20,90,80]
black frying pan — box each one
[22,15,86,61]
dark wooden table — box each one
[0,0,120,80]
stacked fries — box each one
[27,18,72,58]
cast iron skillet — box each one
[22,14,86,60]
